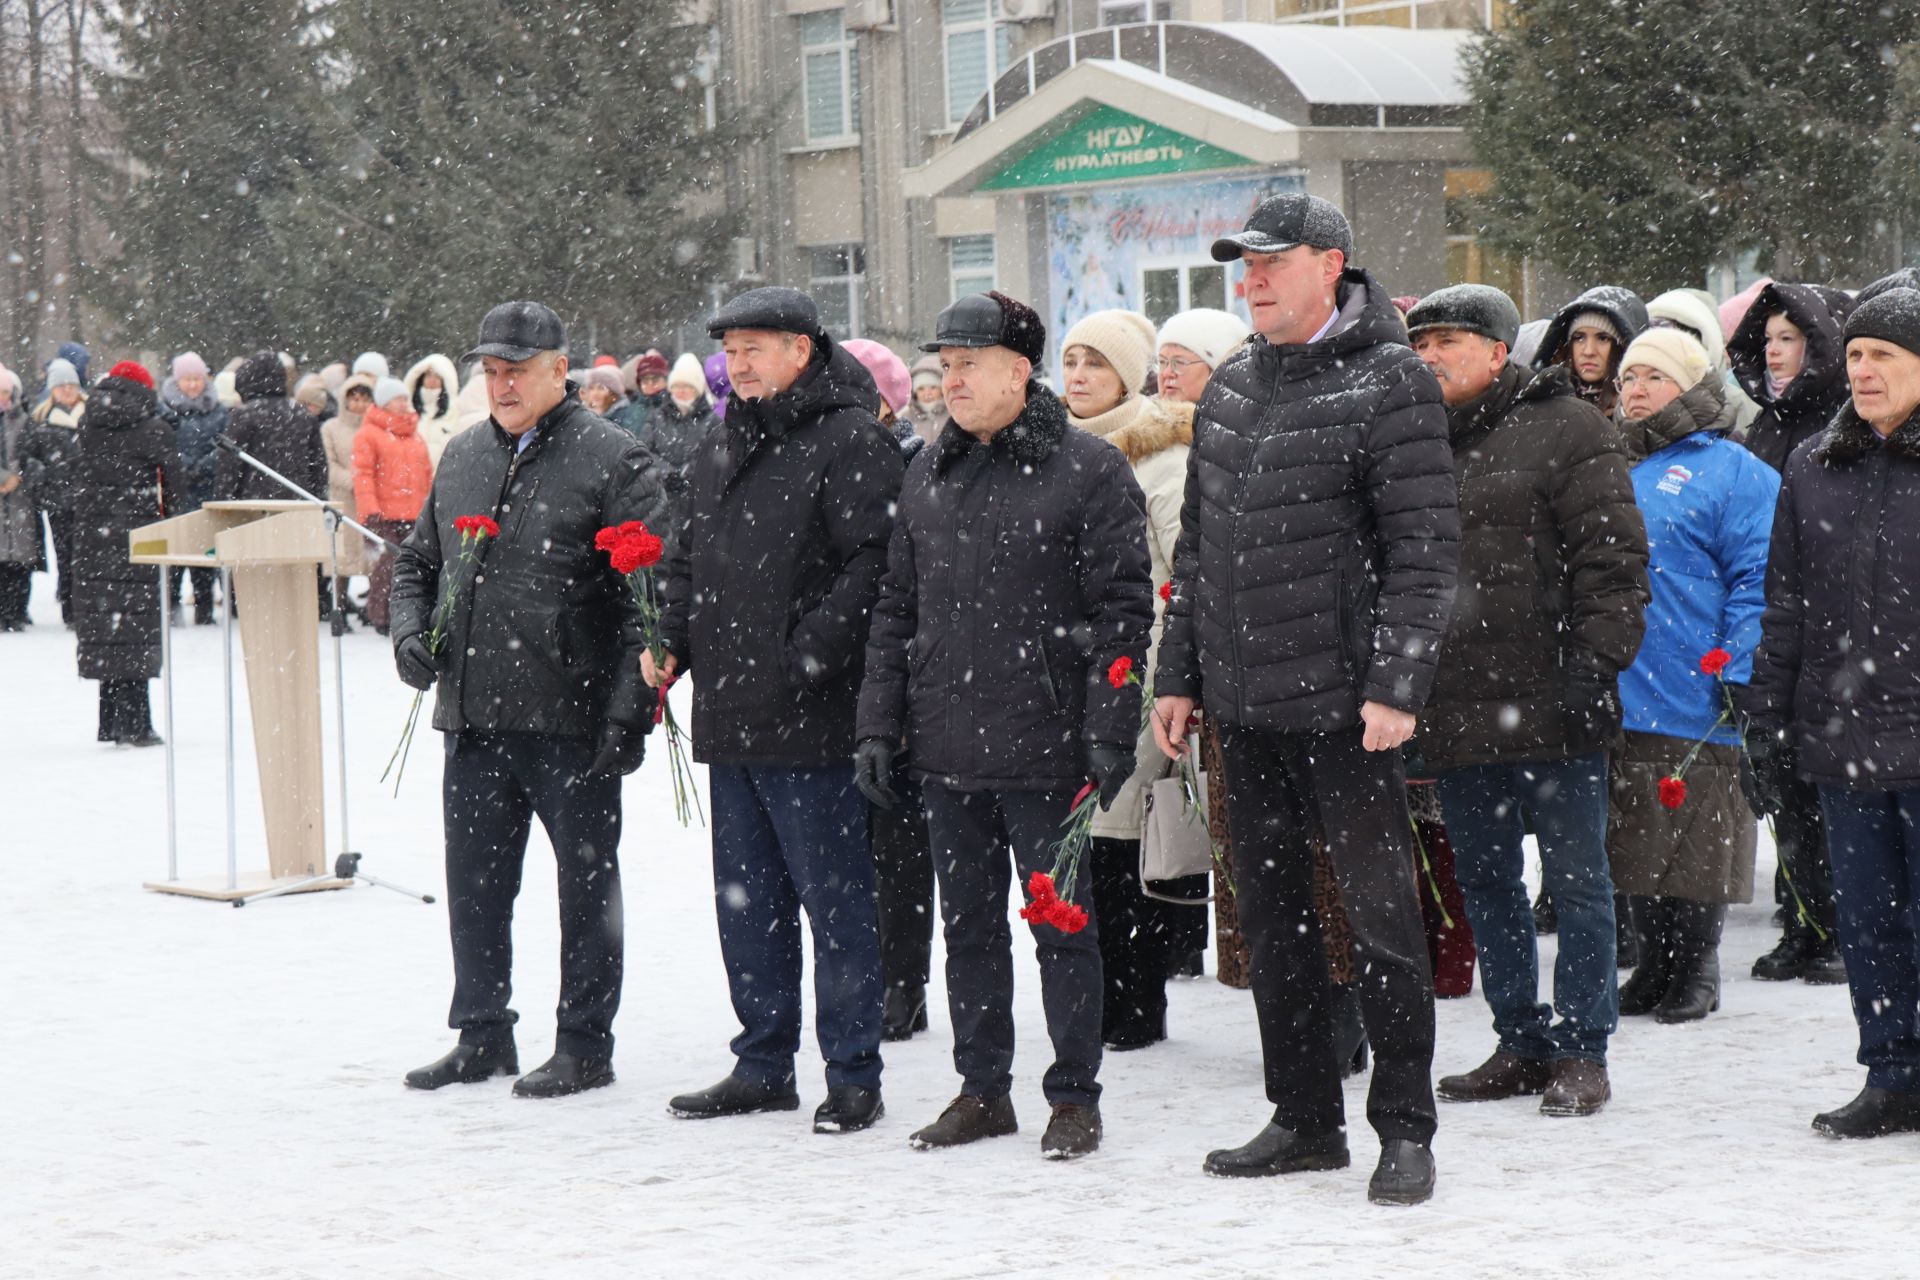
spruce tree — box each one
[92,0,326,358]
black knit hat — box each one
[1405,284,1522,350]
[1844,287,1920,358]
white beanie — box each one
[214,369,240,408]
[46,358,80,389]
[352,352,390,380]
[1156,307,1251,371]
[1061,309,1159,398]
[1619,328,1710,393]
[668,352,706,394]
[372,375,410,409]
[1646,289,1728,366]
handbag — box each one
[1139,748,1216,902]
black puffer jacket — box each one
[159,379,229,513]
[1157,268,1460,732]
[857,385,1154,790]
[1742,404,1920,789]
[1727,282,1855,473]
[1415,364,1649,769]
[659,338,904,768]
[216,352,326,502]
[1533,285,1650,416]
[390,393,670,739]
[71,376,180,681]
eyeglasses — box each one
[1616,370,1675,391]
[1156,356,1206,374]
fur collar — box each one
[1813,404,1920,464]
[934,381,1068,472]
[1075,395,1194,463]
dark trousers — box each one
[0,562,30,622]
[1818,786,1920,1093]
[441,731,624,1060]
[364,516,414,630]
[1778,769,1837,931]
[709,764,884,1091]
[167,564,218,614]
[1437,752,1617,1064]
[870,768,934,994]
[923,781,1104,1107]
[1218,724,1437,1145]
[45,511,72,621]
[1089,837,1189,1037]
[95,678,152,742]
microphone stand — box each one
[211,435,434,909]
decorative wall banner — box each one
[982,105,1256,192]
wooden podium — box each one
[130,500,375,901]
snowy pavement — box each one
[4,591,1912,1279]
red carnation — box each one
[1049,901,1089,934]
[1700,648,1732,677]
[1107,655,1135,689]
[453,514,500,539]
[1158,581,1172,602]
[1658,776,1688,809]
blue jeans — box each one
[709,765,884,1091]
[1436,753,1617,1064]
[1818,786,1920,1093]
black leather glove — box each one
[1087,742,1136,809]
[853,738,900,810]
[1740,723,1791,819]
[589,723,647,778]
[1564,672,1623,746]
[395,634,438,691]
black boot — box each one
[813,1084,884,1133]
[668,1074,800,1119]
[404,1042,519,1090]
[1368,1139,1436,1205]
[1203,1118,1350,1178]
[1654,900,1724,1024]
[513,1052,615,1098]
[1618,896,1673,1016]
[881,983,928,1042]
[1800,930,1849,985]
[1330,981,1369,1078]
[1613,891,1639,969]
[1812,1085,1920,1139]
[1751,915,1814,982]
[1532,886,1558,935]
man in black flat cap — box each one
[855,290,1153,1160]
[652,285,903,1134]
[394,300,670,1099]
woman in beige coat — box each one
[321,372,374,626]
[1060,308,1198,1050]
[404,354,463,468]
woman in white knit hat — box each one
[1059,307,1202,1050]
[1154,307,1250,405]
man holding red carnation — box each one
[856,290,1153,1160]
[392,300,670,1100]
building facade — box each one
[710,1,1519,369]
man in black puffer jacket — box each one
[1151,194,1459,1204]
[391,301,670,1102]
[855,291,1152,1161]
[655,287,903,1136]
[215,350,325,502]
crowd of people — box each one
[10,190,1920,1207]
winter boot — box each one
[1812,1086,1920,1139]
[1204,1117,1350,1178]
[1532,886,1558,935]
[909,1094,1018,1149]
[1800,930,1849,985]
[667,1074,799,1119]
[1613,891,1639,969]
[1654,901,1724,1023]
[1437,1050,1551,1102]
[1618,896,1673,1016]
[1040,1103,1102,1159]
[881,983,928,1042]
[404,1042,519,1090]
[1169,949,1206,979]
[1330,981,1369,1078]
[513,1052,614,1098]
[1367,1139,1436,1205]
[813,1084,884,1134]
[1540,1058,1612,1117]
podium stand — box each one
[130,501,374,901]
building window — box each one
[1098,1,1172,23]
[948,236,996,301]
[1139,260,1229,328]
[943,0,1019,127]
[800,11,859,144]
[810,244,866,337]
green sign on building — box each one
[979,104,1254,192]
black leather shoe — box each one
[813,1084,884,1133]
[404,1043,519,1090]
[881,984,928,1042]
[512,1053,614,1098]
[1203,1121,1349,1178]
[1368,1139,1436,1205]
[1812,1086,1920,1139]
[668,1074,801,1119]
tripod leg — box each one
[233,871,337,908]
[354,871,437,904]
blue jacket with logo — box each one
[1619,380,1780,744]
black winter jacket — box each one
[634,397,719,543]
[159,379,229,513]
[1533,285,1650,417]
[216,352,326,502]
[71,376,180,681]
[1157,269,1461,733]
[20,396,86,516]
[390,393,670,739]
[1415,364,1649,769]
[660,338,904,768]
[857,385,1154,789]
[1727,282,1854,474]
[1742,404,1920,789]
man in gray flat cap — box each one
[394,300,670,1100]
[653,286,903,1135]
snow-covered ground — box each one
[4,587,1911,1280]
